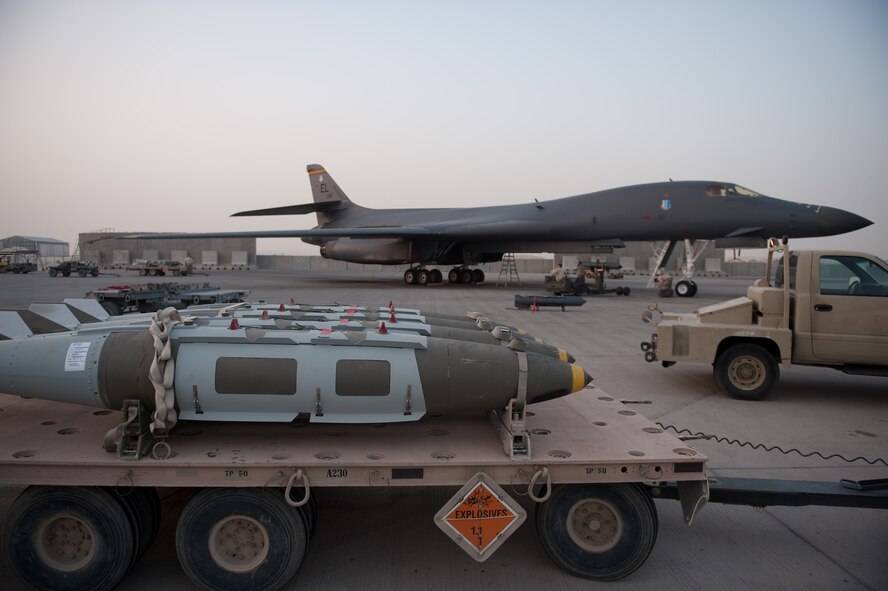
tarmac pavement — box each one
[1,268,886,590]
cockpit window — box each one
[706,183,761,198]
[727,185,760,197]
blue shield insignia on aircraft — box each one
[661,199,672,211]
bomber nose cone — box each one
[818,206,873,236]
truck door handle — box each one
[814,304,832,312]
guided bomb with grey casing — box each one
[0,320,590,424]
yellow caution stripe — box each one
[308,168,327,176]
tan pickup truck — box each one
[641,239,888,399]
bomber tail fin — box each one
[307,164,359,225]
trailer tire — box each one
[90,268,99,277]
[536,483,657,580]
[714,343,778,400]
[3,486,136,591]
[111,487,162,566]
[176,488,308,591]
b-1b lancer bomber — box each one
[134,164,872,295]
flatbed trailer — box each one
[87,283,250,315]
[0,388,709,590]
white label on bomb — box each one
[64,342,91,372]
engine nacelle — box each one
[319,238,415,264]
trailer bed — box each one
[0,388,706,489]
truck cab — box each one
[642,240,888,399]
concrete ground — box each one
[1,268,886,590]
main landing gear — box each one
[403,268,443,285]
[402,267,486,285]
[447,267,484,284]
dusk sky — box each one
[1,1,885,257]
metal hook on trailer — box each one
[528,466,552,502]
[284,468,311,507]
[115,469,135,495]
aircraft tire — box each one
[404,269,417,285]
[176,488,308,591]
[417,270,430,285]
[448,269,461,283]
[688,281,698,296]
[536,483,658,580]
[472,269,485,283]
[674,280,692,297]
[430,269,443,283]
[714,343,778,400]
[460,269,474,284]
[3,485,136,591]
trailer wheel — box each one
[176,488,308,591]
[714,343,778,400]
[111,487,162,564]
[3,486,136,591]
[536,483,657,580]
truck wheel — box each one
[176,488,308,591]
[48,268,58,277]
[714,343,778,400]
[3,486,136,591]
[90,268,99,277]
[536,483,657,580]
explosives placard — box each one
[434,473,526,561]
